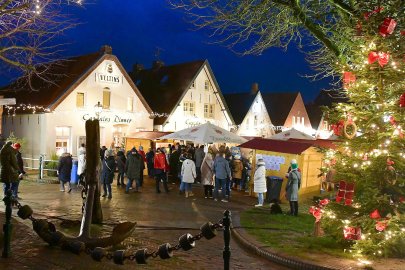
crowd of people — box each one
[70,143,253,202]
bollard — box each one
[2,190,13,258]
[39,155,44,180]
[223,210,231,270]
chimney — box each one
[251,82,259,94]
[152,60,164,70]
[100,45,112,55]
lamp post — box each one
[94,101,103,119]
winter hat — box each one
[257,158,265,166]
[13,143,21,149]
[234,154,241,160]
[290,159,297,165]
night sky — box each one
[1,0,333,103]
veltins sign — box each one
[95,62,121,84]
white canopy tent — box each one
[270,127,315,141]
[158,122,247,144]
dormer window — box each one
[103,87,111,109]
[204,80,210,91]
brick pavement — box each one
[0,178,284,269]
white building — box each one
[2,46,153,158]
[130,60,234,132]
[224,88,274,138]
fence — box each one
[22,155,77,179]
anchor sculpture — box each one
[23,119,136,250]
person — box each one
[178,150,187,194]
[101,149,116,199]
[213,150,232,202]
[231,154,243,190]
[13,143,25,199]
[138,146,146,186]
[100,146,107,161]
[77,143,86,183]
[58,150,73,193]
[181,153,196,198]
[154,148,169,193]
[201,151,214,199]
[125,148,142,193]
[253,159,266,207]
[116,149,126,186]
[286,159,301,216]
[169,145,180,184]
[194,145,205,183]
[146,148,155,177]
[0,141,19,197]
[241,157,251,191]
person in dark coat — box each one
[125,148,142,193]
[138,146,146,186]
[100,146,107,161]
[1,141,19,197]
[101,149,116,199]
[116,149,126,186]
[145,148,155,177]
[58,150,73,193]
[169,145,180,183]
[12,143,25,199]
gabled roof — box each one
[305,104,324,130]
[261,92,299,126]
[131,60,234,126]
[238,138,313,154]
[131,60,205,125]
[223,92,258,125]
[0,47,152,113]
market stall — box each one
[125,131,173,152]
[238,138,336,201]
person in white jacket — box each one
[181,153,196,198]
[77,144,86,182]
[253,159,267,207]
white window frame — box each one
[127,97,134,112]
[204,80,210,91]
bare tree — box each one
[0,0,83,87]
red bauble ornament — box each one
[370,209,381,219]
[343,72,356,89]
[309,206,322,222]
[400,93,405,108]
[344,227,362,240]
[375,221,388,232]
[379,18,397,37]
[331,120,345,136]
[386,158,395,171]
[319,198,330,207]
[368,51,390,67]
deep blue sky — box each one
[1,0,332,102]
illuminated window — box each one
[204,104,209,118]
[127,97,134,112]
[103,88,111,109]
[246,118,249,128]
[301,117,305,126]
[323,120,329,130]
[204,80,210,91]
[204,104,214,118]
[76,92,84,108]
[184,101,195,116]
[254,115,258,127]
[55,126,71,154]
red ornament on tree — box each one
[386,158,395,171]
[319,198,330,207]
[375,221,388,232]
[400,93,405,108]
[343,72,356,89]
[344,227,362,240]
[368,51,390,67]
[331,120,345,136]
[370,209,381,219]
[336,180,355,206]
[379,18,397,37]
[364,6,384,20]
[309,206,322,222]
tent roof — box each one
[126,131,172,140]
[270,127,315,140]
[238,138,336,154]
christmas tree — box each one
[317,4,405,258]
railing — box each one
[22,155,78,179]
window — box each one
[103,88,111,109]
[76,92,84,108]
[323,120,329,130]
[246,118,250,128]
[184,101,195,116]
[191,81,195,88]
[204,80,210,91]
[301,117,305,126]
[127,97,134,112]
[254,115,258,127]
[204,104,214,118]
[292,116,296,126]
[55,126,71,154]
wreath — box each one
[344,120,357,139]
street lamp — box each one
[94,101,103,119]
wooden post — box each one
[2,190,13,258]
[223,210,231,270]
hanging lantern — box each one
[379,18,397,37]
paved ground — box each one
[0,177,289,269]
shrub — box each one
[44,152,59,177]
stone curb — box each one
[25,178,60,184]
[231,214,337,270]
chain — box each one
[10,195,227,265]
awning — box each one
[238,138,313,154]
[126,131,172,140]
